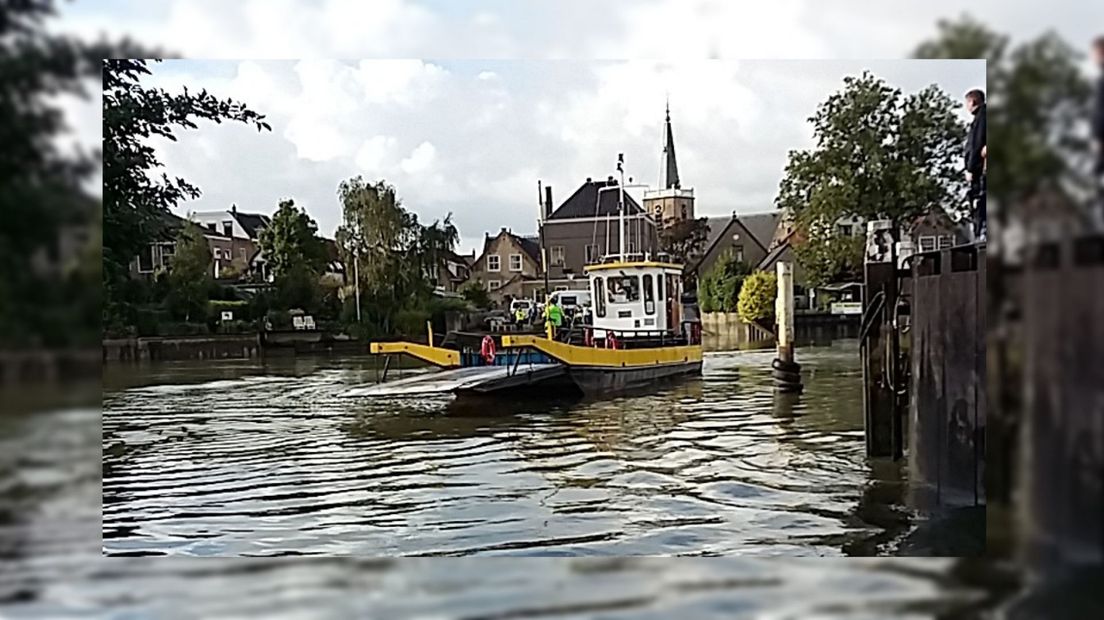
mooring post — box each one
[862,220,900,458]
[772,262,803,393]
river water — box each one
[1,342,1024,617]
[102,343,895,557]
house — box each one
[907,210,971,252]
[540,177,659,291]
[467,228,544,305]
[692,211,783,279]
[437,250,475,293]
[189,205,270,277]
[130,211,236,279]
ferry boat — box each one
[346,157,703,398]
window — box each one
[509,253,523,272]
[594,277,606,318]
[487,279,502,291]
[643,274,655,315]
[733,245,744,263]
[159,244,175,269]
[657,273,664,300]
[627,242,636,254]
[607,275,640,304]
[838,224,853,237]
[212,248,222,260]
[239,248,247,262]
[585,244,600,263]
[554,285,569,292]
[487,254,501,271]
[222,221,234,237]
[681,205,688,219]
[207,223,217,233]
[550,246,565,266]
[137,246,155,273]
[938,235,953,249]
[919,235,936,252]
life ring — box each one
[584,327,594,348]
[481,335,496,364]
[605,330,619,350]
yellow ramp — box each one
[369,341,460,368]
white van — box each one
[509,298,535,316]
[549,290,591,312]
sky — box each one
[60,0,1097,254]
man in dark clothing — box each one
[964,89,987,241]
[1092,37,1104,178]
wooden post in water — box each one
[862,220,901,458]
[776,262,795,365]
[772,262,802,393]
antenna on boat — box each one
[617,153,625,261]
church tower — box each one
[643,102,695,227]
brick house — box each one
[189,205,270,278]
[468,228,543,305]
[541,177,659,291]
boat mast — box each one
[617,153,625,261]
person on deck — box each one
[544,299,563,330]
[964,88,987,242]
[514,306,527,326]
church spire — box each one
[662,100,681,190]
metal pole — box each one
[354,252,361,322]
[618,154,625,260]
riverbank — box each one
[102,330,371,363]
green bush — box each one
[699,250,751,313]
[393,308,431,338]
[216,319,253,334]
[265,309,292,330]
[737,271,777,326]
[208,300,249,321]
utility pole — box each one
[353,250,361,323]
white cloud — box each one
[400,142,437,174]
[355,135,398,172]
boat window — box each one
[593,277,606,318]
[657,273,664,301]
[643,274,655,315]
[607,275,640,304]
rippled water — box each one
[101,343,902,557]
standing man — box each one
[964,89,987,242]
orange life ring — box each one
[605,330,618,350]
[584,327,594,347]
[481,335,496,364]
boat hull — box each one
[567,359,702,395]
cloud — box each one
[400,142,437,174]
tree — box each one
[914,16,1093,208]
[792,233,865,288]
[460,281,492,310]
[775,72,966,281]
[102,59,270,307]
[0,0,135,347]
[698,250,752,313]
[165,224,213,322]
[258,199,326,280]
[335,177,432,334]
[737,271,777,328]
[659,217,710,270]
[417,214,460,285]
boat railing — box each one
[554,320,702,347]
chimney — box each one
[231,204,237,215]
[607,175,615,184]
[586,177,592,183]
[500,227,507,234]
[544,186,553,219]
